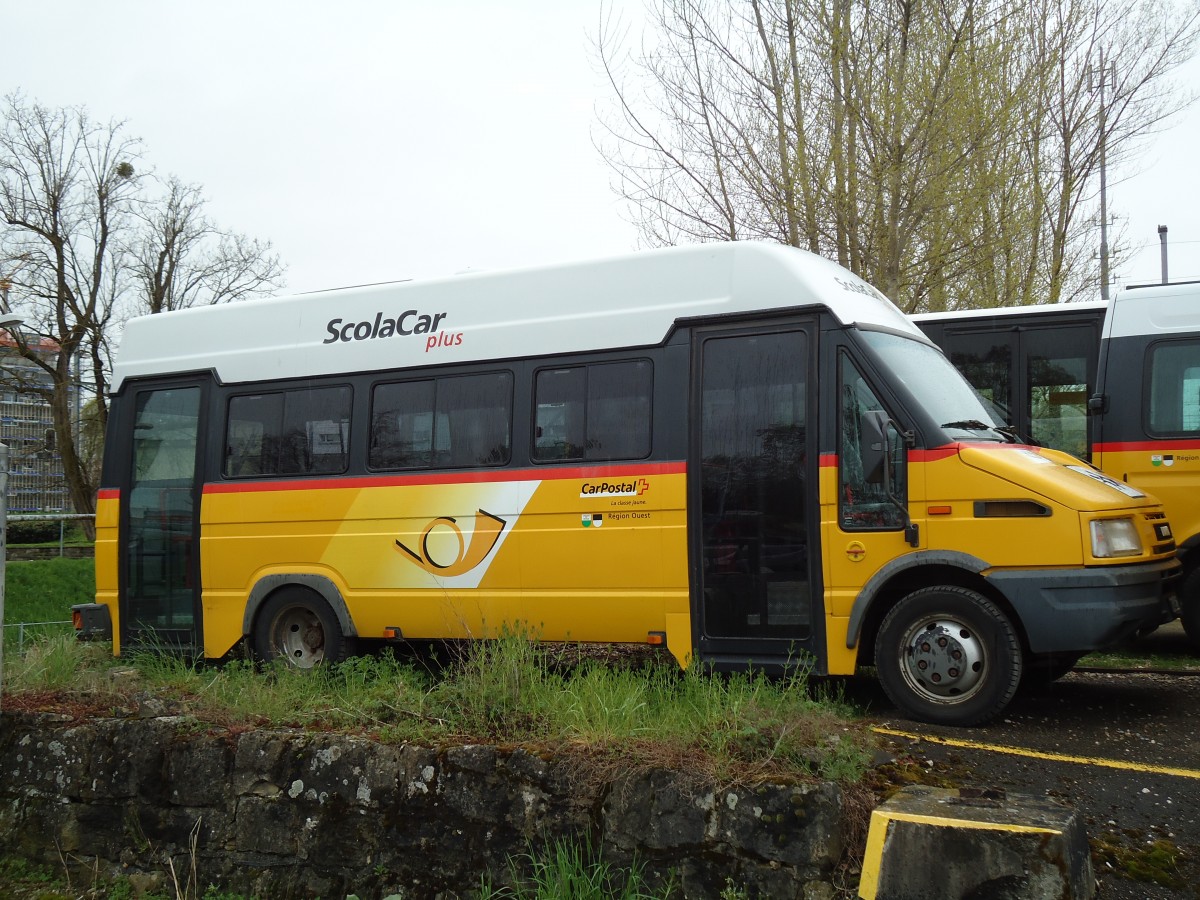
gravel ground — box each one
[857,623,1200,898]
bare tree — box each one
[596,0,1200,311]
[1032,0,1200,302]
[131,175,283,315]
[0,94,285,527]
[0,96,140,525]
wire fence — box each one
[3,619,71,652]
[8,512,95,557]
[4,511,95,656]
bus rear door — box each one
[118,381,207,653]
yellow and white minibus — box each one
[74,242,1180,726]
[916,282,1200,644]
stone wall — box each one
[0,711,846,899]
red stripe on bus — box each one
[97,488,120,501]
[1093,440,1200,453]
[202,461,687,494]
[821,445,975,466]
[821,447,962,466]
[911,446,960,462]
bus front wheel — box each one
[875,586,1022,727]
[253,588,348,669]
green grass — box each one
[1,839,679,900]
[5,556,94,618]
[1,559,873,783]
[1079,648,1200,670]
[3,557,94,651]
[478,837,672,899]
[1078,623,1200,671]
[4,628,875,786]
[0,852,259,899]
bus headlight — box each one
[1089,518,1142,558]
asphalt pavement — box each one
[860,622,1200,899]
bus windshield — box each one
[859,330,1009,442]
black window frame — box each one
[531,358,654,464]
[368,369,514,471]
[1145,337,1200,438]
[223,384,353,478]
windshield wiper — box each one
[993,425,1022,444]
[940,419,994,431]
[940,419,1009,442]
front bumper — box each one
[987,557,1181,654]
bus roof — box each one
[111,240,924,391]
[1109,281,1200,340]
[912,299,1109,324]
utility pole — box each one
[1092,51,1116,302]
[0,314,24,711]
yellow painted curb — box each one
[874,726,1200,780]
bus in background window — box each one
[74,242,1180,726]
[915,282,1200,644]
[914,302,1107,462]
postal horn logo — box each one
[395,509,506,577]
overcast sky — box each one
[5,1,1199,298]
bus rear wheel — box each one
[253,588,348,669]
[876,586,1022,727]
[1179,566,1200,648]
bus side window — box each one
[533,360,652,463]
[226,394,279,477]
[839,354,905,530]
[534,368,586,461]
[370,372,512,470]
[588,360,652,461]
[1148,339,1200,435]
[224,386,351,477]
[370,380,436,468]
[439,372,513,467]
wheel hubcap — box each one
[271,607,326,668]
[900,618,986,703]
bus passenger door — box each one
[691,324,818,667]
[120,383,205,652]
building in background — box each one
[0,332,70,513]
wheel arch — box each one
[242,573,358,639]
[847,551,1028,667]
[1177,541,1200,583]
[1178,530,1200,556]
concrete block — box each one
[859,785,1094,900]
